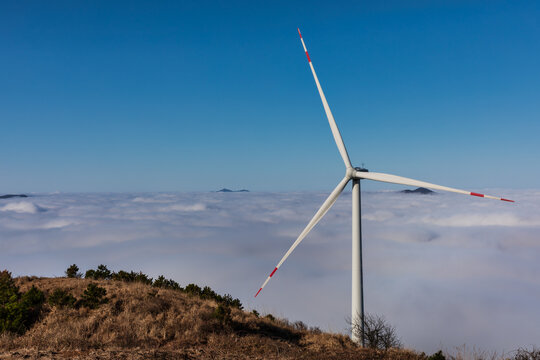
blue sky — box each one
[1,0,538,192]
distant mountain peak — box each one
[217,188,249,193]
[400,187,434,195]
[0,194,28,199]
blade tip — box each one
[255,288,262,297]
[502,198,515,203]
[297,28,302,38]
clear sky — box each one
[1,0,539,192]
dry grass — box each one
[0,277,425,359]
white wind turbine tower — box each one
[255,28,514,345]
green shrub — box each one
[427,350,446,360]
[85,265,114,280]
[112,270,152,285]
[220,293,243,310]
[65,264,81,278]
[85,267,242,310]
[94,264,112,280]
[132,271,152,284]
[265,314,275,322]
[251,309,260,318]
[201,286,216,300]
[0,270,18,304]
[183,284,242,309]
[78,283,108,309]
[153,275,181,290]
[184,283,202,296]
[48,288,76,308]
[152,275,166,288]
[85,265,112,280]
[84,269,96,279]
[0,271,45,334]
[18,286,45,327]
[212,304,231,325]
[111,270,133,282]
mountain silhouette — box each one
[217,188,249,193]
[400,187,434,195]
[0,194,28,199]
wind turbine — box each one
[255,28,514,345]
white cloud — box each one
[132,196,176,203]
[418,212,540,227]
[159,203,207,212]
[0,201,44,214]
[0,189,539,353]
[362,210,395,222]
[41,219,76,229]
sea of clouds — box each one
[0,189,539,353]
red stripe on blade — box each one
[297,28,302,38]
[470,192,484,198]
[269,267,278,277]
[305,51,311,62]
[501,198,515,202]
[255,288,262,297]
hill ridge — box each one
[0,274,422,360]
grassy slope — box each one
[0,277,423,360]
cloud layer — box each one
[0,189,538,353]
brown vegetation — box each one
[0,276,425,359]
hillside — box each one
[0,275,423,360]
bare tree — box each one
[513,347,540,360]
[349,313,402,350]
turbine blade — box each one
[255,176,350,297]
[355,171,514,202]
[298,28,352,169]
